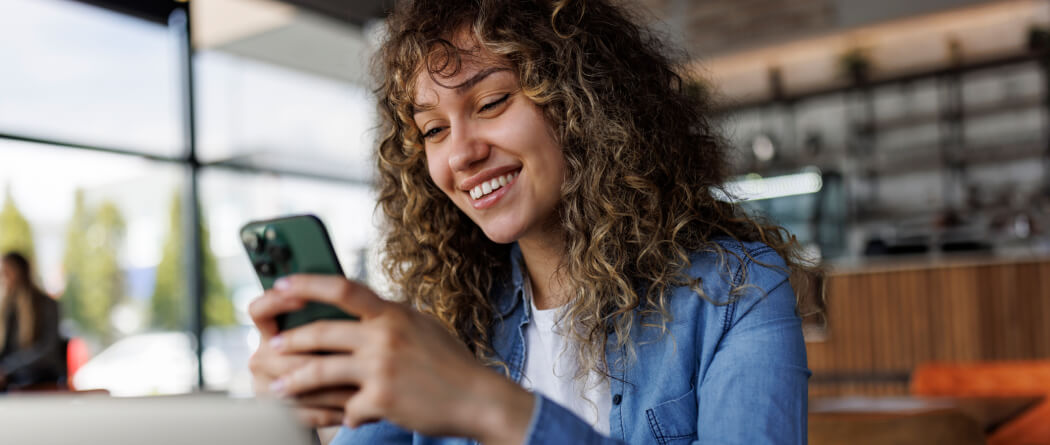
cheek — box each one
[531,129,567,189]
[425,152,454,196]
[515,106,565,178]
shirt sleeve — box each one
[328,420,413,444]
[694,251,810,444]
[0,297,61,377]
[523,393,626,445]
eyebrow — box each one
[412,67,510,116]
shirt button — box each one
[612,394,622,405]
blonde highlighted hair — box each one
[373,0,823,379]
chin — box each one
[479,224,524,245]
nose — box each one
[447,124,490,172]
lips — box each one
[459,165,522,192]
[469,170,519,200]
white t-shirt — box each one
[521,279,612,436]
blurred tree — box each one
[150,193,235,330]
[61,190,90,333]
[61,191,127,344]
[0,184,37,267]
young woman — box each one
[0,252,62,391]
[249,0,820,443]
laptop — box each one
[0,394,314,445]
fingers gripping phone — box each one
[240,215,358,331]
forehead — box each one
[411,43,509,107]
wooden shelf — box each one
[858,95,1046,134]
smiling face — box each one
[412,52,566,245]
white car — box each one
[72,327,256,396]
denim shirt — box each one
[331,240,810,445]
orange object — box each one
[66,337,90,388]
[911,361,1050,445]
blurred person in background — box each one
[0,252,63,391]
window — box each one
[0,0,380,395]
[0,139,188,395]
[0,0,183,156]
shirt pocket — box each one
[645,387,698,445]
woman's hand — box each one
[257,275,535,444]
[248,290,356,427]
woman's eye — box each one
[422,127,445,140]
[479,94,510,113]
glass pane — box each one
[192,0,377,182]
[0,0,183,156]
[198,168,381,394]
[195,51,377,181]
[0,139,192,395]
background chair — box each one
[911,361,1050,445]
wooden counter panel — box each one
[808,259,1050,396]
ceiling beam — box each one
[72,0,182,25]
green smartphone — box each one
[240,214,358,331]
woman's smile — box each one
[465,169,521,209]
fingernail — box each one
[274,278,290,291]
[269,335,284,350]
[269,378,287,395]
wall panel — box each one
[808,257,1050,396]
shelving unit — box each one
[718,48,1050,259]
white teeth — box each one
[469,171,519,200]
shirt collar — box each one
[494,242,527,318]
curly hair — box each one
[374,0,823,380]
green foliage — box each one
[62,191,89,336]
[61,190,126,344]
[1029,25,1050,51]
[838,47,872,84]
[683,79,712,104]
[0,185,36,267]
[150,195,184,330]
[150,192,235,330]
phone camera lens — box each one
[243,232,266,253]
[242,232,257,250]
[269,246,291,263]
[255,261,274,276]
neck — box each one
[518,230,569,310]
